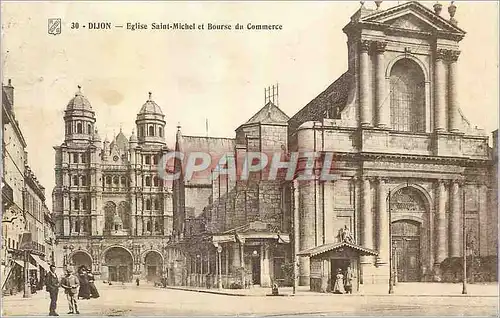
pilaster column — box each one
[449,180,461,257]
[374,41,388,128]
[434,49,447,131]
[361,177,374,256]
[376,178,388,265]
[239,238,245,286]
[360,40,372,127]
[435,180,447,264]
[448,50,461,132]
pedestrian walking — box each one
[45,264,60,316]
[332,268,345,294]
[77,266,90,300]
[88,272,100,298]
[60,268,80,314]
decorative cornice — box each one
[372,41,387,53]
[360,40,371,52]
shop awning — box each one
[297,242,379,257]
[31,254,51,271]
[14,260,37,270]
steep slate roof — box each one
[245,101,290,125]
[288,71,351,133]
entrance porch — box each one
[298,242,378,293]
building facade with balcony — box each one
[288,1,497,291]
[2,80,53,295]
[52,88,175,282]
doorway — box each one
[251,257,261,285]
[392,220,421,282]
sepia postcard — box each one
[1,1,498,316]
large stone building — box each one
[2,80,54,295]
[171,95,293,288]
[289,1,497,290]
[172,1,497,292]
[52,88,174,282]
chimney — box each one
[3,78,14,106]
[433,2,443,15]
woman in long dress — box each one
[77,266,91,300]
[88,272,100,298]
[332,268,345,294]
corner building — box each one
[53,89,174,282]
[289,1,497,288]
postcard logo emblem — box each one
[48,18,61,35]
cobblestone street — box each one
[2,282,498,316]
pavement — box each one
[1,281,498,316]
[165,282,499,297]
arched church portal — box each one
[391,187,427,282]
[144,251,163,282]
[71,251,92,272]
[103,247,133,282]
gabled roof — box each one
[244,101,290,125]
[358,1,465,36]
[298,242,378,257]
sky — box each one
[1,1,498,209]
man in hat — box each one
[45,264,60,316]
[60,268,80,314]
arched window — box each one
[146,199,151,210]
[154,198,159,210]
[81,176,86,186]
[75,220,80,233]
[154,221,159,232]
[159,127,163,137]
[113,176,119,185]
[153,155,158,165]
[145,176,151,186]
[390,59,426,132]
[140,126,145,138]
[87,124,91,134]
[149,125,154,136]
[145,156,151,164]
[73,176,79,186]
[73,198,80,210]
[153,176,159,187]
[106,176,111,185]
[73,153,78,163]
[82,198,88,210]
[146,221,152,232]
[77,122,83,134]
[121,176,127,185]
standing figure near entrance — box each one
[344,265,354,294]
[332,268,345,294]
[77,266,90,300]
[61,268,80,314]
[88,272,100,299]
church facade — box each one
[289,1,497,288]
[52,89,175,282]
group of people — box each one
[332,265,355,294]
[44,264,100,316]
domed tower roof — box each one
[139,92,163,115]
[66,85,92,111]
[115,128,129,150]
[129,129,138,143]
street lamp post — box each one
[462,188,467,295]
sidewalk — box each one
[165,282,499,297]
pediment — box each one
[388,14,432,32]
[361,1,465,35]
